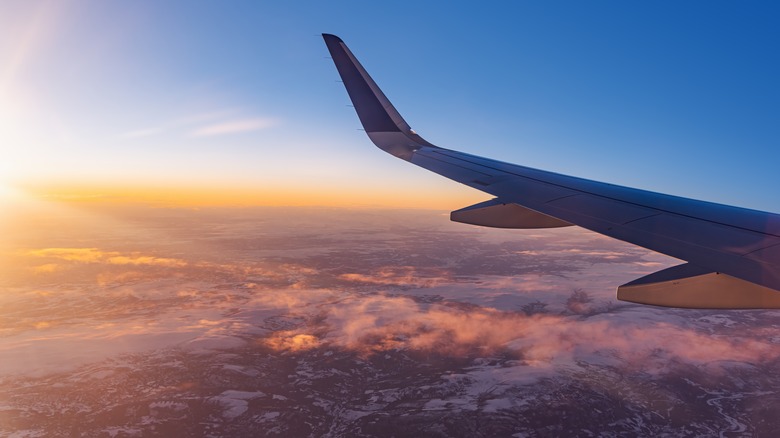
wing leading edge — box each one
[322,33,780,309]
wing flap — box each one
[618,263,780,309]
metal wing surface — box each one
[322,33,780,309]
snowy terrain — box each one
[1,205,779,437]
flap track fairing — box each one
[451,199,573,229]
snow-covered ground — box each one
[1,205,779,436]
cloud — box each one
[245,287,342,311]
[172,109,239,126]
[264,331,320,352]
[27,247,105,262]
[106,255,186,267]
[27,247,187,267]
[257,294,780,370]
[96,271,147,286]
[339,266,452,288]
[120,109,277,140]
[31,263,61,273]
[189,117,278,137]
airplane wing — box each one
[322,33,780,309]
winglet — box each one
[322,34,436,159]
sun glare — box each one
[0,182,20,201]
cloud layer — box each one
[4,206,779,384]
[27,247,187,267]
[267,293,777,372]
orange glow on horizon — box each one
[14,181,486,209]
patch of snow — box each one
[422,397,476,412]
[5,431,47,438]
[103,426,142,437]
[342,410,373,421]
[255,411,280,421]
[698,314,737,327]
[149,401,187,412]
[217,398,248,419]
[210,390,265,419]
[220,390,266,400]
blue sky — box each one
[1,1,778,209]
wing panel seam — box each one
[415,150,495,177]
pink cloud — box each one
[281,294,780,370]
[339,266,452,288]
[264,331,320,352]
[26,247,187,268]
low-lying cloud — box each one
[27,247,187,267]
[339,266,452,288]
[264,293,778,371]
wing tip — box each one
[322,33,343,43]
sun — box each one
[0,181,23,203]
[0,153,24,201]
[0,150,18,200]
